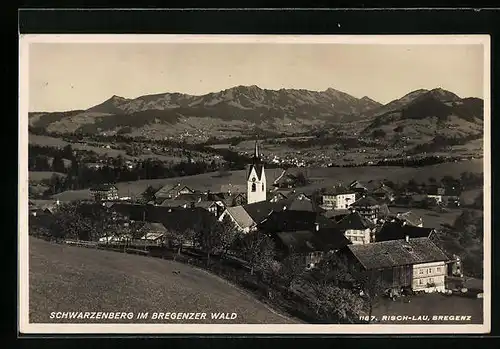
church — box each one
[246,141,267,204]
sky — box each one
[27,42,485,112]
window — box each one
[418,279,424,285]
[436,267,441,273]
[429,277,434,283]
[251,183,256,192]
[262,183,265,191]
[419,269,423,275]
[428,268,432,274]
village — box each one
[28,141,484,323]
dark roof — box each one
[175,193,203,202]
[395,211,423,227]
[275,228,350,254]
[248,164,265,181]
[90,184,117,191]
[336,211,374,231]
[347,237,450,269]
[242,201,277,224]
[372,185,395,195]
[133,221,168,233]
[376,221,435,242]
[147,206,218,232]
[283,193,324,213]
[259,210,335,233]
[323,209,350,219]
[159,199,193,207]
[351,195,380,207]
[323,186,355,196]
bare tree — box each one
[237,232,276,276]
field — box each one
[373,293,483,324]
[29,237,297,324]
[50,160,483,202]
[29,171,67,182]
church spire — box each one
[253,140,260,163]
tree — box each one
[141,185,159,204]
[50,201,119,242]
[353,270,387,323]
[237,232,276,276]
[218,214,241,259]
[52,154,66,173]
[278,253,307,290]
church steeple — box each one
[253,140,260,163]
[247,140,266,204]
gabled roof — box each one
[349,180,368,190]
[275,228,350,254]
[336,211,374,231]
[323,209,350,219]
[175,193,203,202]
[323,186,356,196]
[259,210,319,233]
[248,164,265,181]
[347,237,449,270]
[376,221,434,242]
[395,211,423,227]
[242,200,277,224]
[225,206,256,229]
[195,200,218,209]
[351,195,380,207]
[159,199,193,208]
[372,184,395,195]
[155,184,195,198]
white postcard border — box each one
[18,34,491,335]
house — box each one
[154,183,195,201]
[29,199,60,216]
[268,189,294,203]
[219,205,257,233]
[321,186,357,210]
[284,192,324,213]
[348,180,369,196]
[343,237,450,294]
[370,184,395,203]
[259,210,349,269]
[349,195,381,224]
[89,184,119,202]
[159,199,194,209]
[335,211,375,245]
[194,200,225,217]
[394,211,423,227]
[375,220,435,242]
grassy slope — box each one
[29,237,297,324]
[29,171,67,182]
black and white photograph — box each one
[18,34,490,334]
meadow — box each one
[50,159,483,202]
[29,237,297,324]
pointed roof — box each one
[351,195,380,207]
[336,211,375,231]
[254,140,260,161]
[376,221,434,242]
[347,237,448,269]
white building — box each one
[247,141,267,204]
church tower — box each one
[247,141,267,204]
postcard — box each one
[19,34,490,334]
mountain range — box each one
[28,85,483,142]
